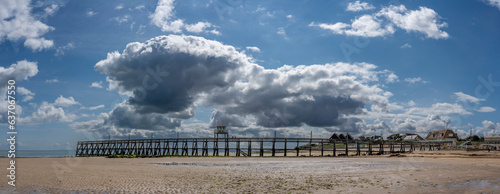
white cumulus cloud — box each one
[377,5,449,39]
[31,102,77,123]
[54,95,80,107]
[485,0,500,10]
[17,87,35,102]
[74,35,396,137]
[311,4,448,39]
[90,81,103,88]
[150,0,218,34]
[0,0,56,51]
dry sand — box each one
[1,150,500,193]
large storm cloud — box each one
[74,35,395,137]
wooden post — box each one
[284,139,287,157]
[333,141,336,157]
[248,139,252,157]
[182,140,188,156]
[165,140,170,155]
[141,141,146,155]
[272,134,276,157]
[192,139,198,156]
[309,132,312,156]
[148,139,153,155]
[356,141,360,156]
[173,139,179,156]
[236,140,240,157]
[368,142,372,155]
[380,142,384,155]
[260,139,264,157]
[345,139,348,156]
[224,137,229,156]
[321,140,324,156]
[202,139,208,156]
[296,139,300,157]
[213,138,218,156]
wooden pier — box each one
[75,137,447,157]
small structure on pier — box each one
[214,126,228,139]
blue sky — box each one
[1,0,500,150]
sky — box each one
[1,0,500,150]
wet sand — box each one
[1,150,499,193]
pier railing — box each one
[76,138,451,157]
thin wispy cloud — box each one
[477,106,495,112]
[400,43,412,49]
[86,10,97,17]
[46,79,60,83]
[246,46,261,52]
[115,4,124,10]
[346,1,375,12]
[90,81,103,88]
[404,77,428,84]
[454,92,485,104]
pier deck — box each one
[76,138,448,157]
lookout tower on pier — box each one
[214,126,228,139]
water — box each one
[450,179,500,190]
[0,150,76,158]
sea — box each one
[0,150,76,158]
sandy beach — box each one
[1,150,500,193]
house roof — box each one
[329,133,353,140]
[403,134,424,140]
[330,133,340,140]
[425,129,458,140]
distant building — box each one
[402,133,424,141]
[425,129,458,141]
[370,135,383,141]
[329,133,353,142]
[484,132,500,144]
[358,135,383,141]
[330,133,340,140]
[387,134,402,141]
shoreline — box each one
[2,150,499,193]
